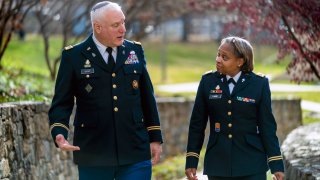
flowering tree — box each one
[0,0,39,64]
[189,0,320,82]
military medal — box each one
[132,80,139,89]
[215,123,220,132]
[84,59,91,68]
[125,51,139,64]
[210,85,222,94]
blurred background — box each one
[0,0,319,179]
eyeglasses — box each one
[91,1,110,12]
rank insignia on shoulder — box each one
[203,70,213,75]
[256,72,266,77]
[133,41,141,45]
[64,45,73,50]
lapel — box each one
[231,72,252,96]
[214,72,230,97]
[114,43,130,72]
[81,35,111,72]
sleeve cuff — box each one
[147,126,163,143]
[185,152,200,169]
[50,123,69,147]
[268,156,285,173]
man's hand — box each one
[185,168,198,180]
[55,134,80,151]
[273,172,285,180]
[150,142,162,165]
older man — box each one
[48,1,163,179]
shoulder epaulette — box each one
[133,41,142,45]
[64,45,73,50]
[256,72,266,78]
[203,70,213,75]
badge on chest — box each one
[209,85,223,99]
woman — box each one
[185,36,285,180]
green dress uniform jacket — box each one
[48,35,163,166]
[186,71,284,177]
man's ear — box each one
[93,22,101,33]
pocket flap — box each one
[133,108,144,124]
[74,111,99,127]
[123,65,142,74]
[245,134,265,152]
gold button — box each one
[228,134,233,138]
[228,123,232,128]
[113,96,118,100]
[86,75,90,78]
[113,84,117,88]
[114,107,118,112]
[134,70,137,73]
[81,124,84,127]
[228,111,232,116]
[228,100,232,104]
[112,73,116,77]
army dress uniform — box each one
[186,71,284,177]
[48,34,163,166]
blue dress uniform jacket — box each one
[48,35,163,166]
[186,71,284,177]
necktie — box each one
[227,78,236,93]
[227,78,236,85]
[106,47,115,70]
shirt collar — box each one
[227,71,242,83]
[92,34,117,55]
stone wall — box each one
[0,98,302,179]
[281,122,320,180]
[0,102,77,180]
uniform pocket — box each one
[123,65,142,95]
[133,108,144,125]
[245,134,265,152]
[74,111,99,128]
[206,134,218,152]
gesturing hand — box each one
[150,142,162,165]
[55,134,80,151]
[185,168,198,180]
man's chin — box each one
[115,39,124,46]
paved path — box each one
[157,83,320,112]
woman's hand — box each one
[185,168,198,180]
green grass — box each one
[2,35,291,84]
[272,92,320,103]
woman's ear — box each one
[238,58,244,67]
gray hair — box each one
[221,36,254,72]
[90,1,122,24]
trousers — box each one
[78,160,152,180]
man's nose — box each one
[120,24,126,33]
